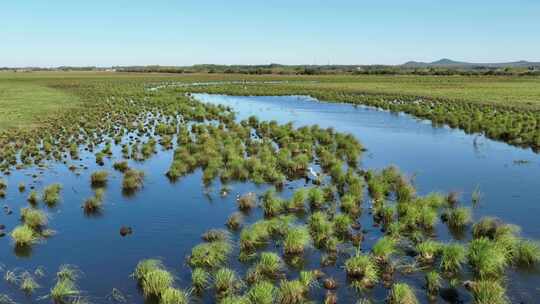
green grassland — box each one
[1,71,540,131]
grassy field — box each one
[0,80,81,129]
[1,71,540,130]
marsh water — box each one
[1,93,539,303]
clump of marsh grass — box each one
[189,241,231,268]
[287,188,307,212]
[276,276,313,304]
[372,237,396,262]
[283,226,311,255]
[160,287,189,304]
[213,268,241,297]
[122,169,144,192]
[307,187,325,209]
[471,185,482,205]
[445,207,471,230]
[333,213,352,236]
[237,192,256,211]
[247,281,275,304]
[50,265,81,303]
[191,268,209,292]
[240,221,271,252]
[472,217,519,241]
[42,183,62,206]
[90,170,108,187]
[440,243,466,274]
[416,240,442,262]
[514,240,540,266]
[142,269,174,298]
[387,283,418,304]
[468,238,509,279]
[345,253,378,288]
[247,252,284,283]
[10,225,38,247]
[226,212,243,230]
[425,271,441,297]
[18,182,25,193]
[134,259,164,281]
[261,189,284,217]
[83,188,105,214]
[202,229,230,243]
[20,271,40,294]
[113,161,129,173]
[470,280,509,304]
[133,258,175,299]
[27,190,39,205]
[20,207,48,229]
[308,211,334,249]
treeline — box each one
[115,64,540,76]
[2,64,540,76]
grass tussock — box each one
[387,283,418,304]
[90,170,108,187]
[42,183,62,206]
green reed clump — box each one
[514,240,540,266]
[276,279,311,304]
[345,253,378,287]
[50,265,81,303]
[425,271,441,296]
[387,283,418,304]
[10,225,38,247]
[237,192,257,211]
[440,243,467,274]
[27,190,39,204]
[202,229,230,243]
[261,189,284,217]
[160,287,189,304]
[134,259,164,281]
[416,240,442,262]
[372,237,396,262]
[446,207,471,229]
[122,169,144,192]
[18,182,25,192]
[20,272,39,294]
[472,217,519,240]
[340,194,361,216]
[247,281,275,304]
[20,207,48,229]
[90,170,108,187]
[287,188,307,212]
[142,269,174,298]
[42,183,62,206]
[226,212,243,230]
[470,280,509,304]
[247,252,283,283]
[214,268,241,297]
[83,188,105,213]
[468,238,509,279]
[113,160,129,172]
[308,211,334,248]
[283,226,310,255]
[189,241,232,268]
[191,268,209,292]
[333,213,352,235]
[240,221,271,252]
[307,187,325,209]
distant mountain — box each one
[402,58,540,68]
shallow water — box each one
[0,93,539,303]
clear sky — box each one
[2,0,539,67]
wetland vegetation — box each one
[0,72,539,303]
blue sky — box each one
[1,1,539,67]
